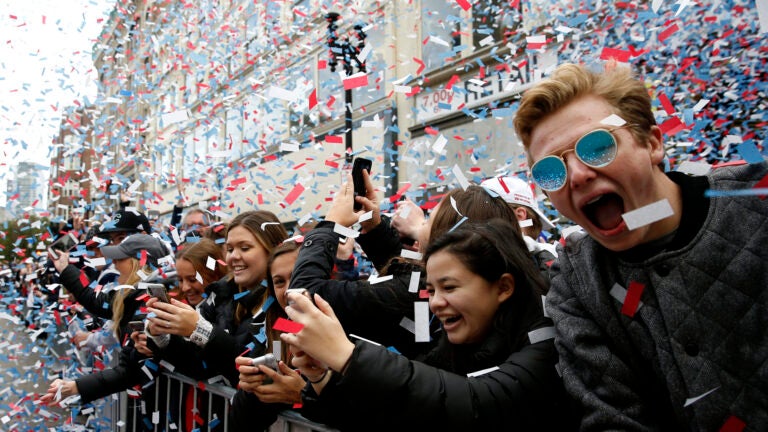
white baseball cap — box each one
[481,176,555,230]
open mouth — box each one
[583,193,625,231]
[441,315,462,329]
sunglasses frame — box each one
[530,124,636,192]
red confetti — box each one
[600,47,631,63]
[658,23,679,43]
[446,74,460,90]
[343,73,368,90]
[658,92,675,116]
[719,416,746,432]
[308,88,318,109]
[754,173,768,200]
[325,135,343,144]
[659,117,686,136]
[456,0,471,11]
[621,281,645,318]
[283,183,305,206]
[273,317,304,333]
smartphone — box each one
[127,320,145,333]
[48,232,79,259]
[286,288,312,306]
[351,157,372,211]
[147,283,170,303]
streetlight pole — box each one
[325,12,367,165]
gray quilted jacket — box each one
[547,161,768,431]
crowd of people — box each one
[1,62,767,431]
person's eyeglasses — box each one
[530,124,635,192]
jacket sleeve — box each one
[290,224,421,351]
[230,389,286,432]
[355,216,404,271]
[149,335,211,380]
[198,326,256,387]
[75,344,146,403]
[59,265,113,320]
[302,340,564,430]
[546,251,659,431]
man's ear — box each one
[497,273,515,304]
[647,125,665,166]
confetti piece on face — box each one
[622,199,675,231]
[273,317,303,334]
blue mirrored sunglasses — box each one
[530,125,634,192]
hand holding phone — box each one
[351,157,372,211]
[48,232,79,260]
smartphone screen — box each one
[147,284,170,303]
[127,321,145,333]
[50,233,78,252]
[351,157,372,211]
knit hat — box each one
[481,176,555,230]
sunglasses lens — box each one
[532,156,567,191]
[576,130,617,167]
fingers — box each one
[170,298,192,310]
[234,356,253,366]
[313,294,336,320]
[277,361,299,377]
[257,364,279,379]
[362,169,376,200]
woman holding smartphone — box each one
[283,220,576,430]
[231,241,308,431]
[42,234,174,405]
[145,210,288,386]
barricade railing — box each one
[105,370,337,432]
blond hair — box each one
[111,258,152,338]
[514,62,656,166]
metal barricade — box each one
[105,371,337,432]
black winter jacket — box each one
[59,264,143,340]
[290,220,438,359]
[300,285,578,431]
[151,277,267,386]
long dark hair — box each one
[423,219,547,373]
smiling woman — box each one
[174,239,227,307]
[280,219,579,431]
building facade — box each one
[74,0,765,224]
